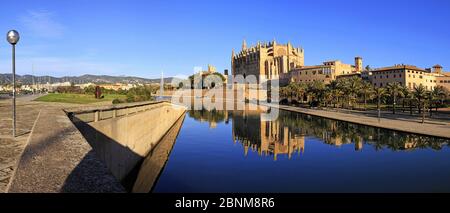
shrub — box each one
[112,98,126,104]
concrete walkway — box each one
[0,95,46,192]
[7,106,125,192]
[0,94,120,192]
[273,104,450,139]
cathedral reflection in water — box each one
[232,110,305,160]
[187,106,449,161]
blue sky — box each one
[0,0,449,79]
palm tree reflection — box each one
[188,108,449,160]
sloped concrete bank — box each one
[70,101,186,184]
[7,101,186,192]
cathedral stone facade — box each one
[231,39,304,82]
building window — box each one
[380,83,383,87]
[374,83,377,87]
[399,74,402,78]
[394,75,396,78]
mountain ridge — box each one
[0,73,174,85]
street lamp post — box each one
[7,30,20,138]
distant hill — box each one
[0,73,175,85]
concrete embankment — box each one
[69,101,186,184]
[272,104,450,139]
[8,101,186,192]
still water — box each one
[150,107,450,193]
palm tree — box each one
[294,83,307,103]
[386,82,404,114]
[280,87,290,101]
[359,81,374,110]
[323,87,333,108]
[431,86,448,112]
[342,77,362,109]
[400,86,411,113]
[373,87,387,121]
[413,85,428,123]
[306,81,325,107]
[286,83,296,103]
[328,81,343,108]
[427,90,437,117]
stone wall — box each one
[72,102,186,182]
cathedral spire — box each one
[242,39,247,50]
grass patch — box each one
[35,93,126,104]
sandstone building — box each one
[368,64,450,91]
[281,59,360,84]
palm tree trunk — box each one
[418,99,422,114]
[429,102,433,117]
[393,96,396,114]
[377,97,381,122]
[364,95,367,111]
[409,100,413,115]
[402,99,405,112]
[422,102,425,124]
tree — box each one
[343,77,362,109]
[359,81,374,110]
[294,83,307,103]
[323,87,333,107]
[327,81,343,108]
[413,85,428,123]
[386,82,404,114]
[373,87,387,121]
[365,65,371,71]
[432,86,448,111]
[306,81,325,107]
[280,87,289,101]
[401,86,413,114]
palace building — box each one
[281,58,361,84]
[368,64,450,91]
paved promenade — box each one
[0,95,117,192]
[0,95,46,192]
[274,104,450,139]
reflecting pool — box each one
[149,107,450,193]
